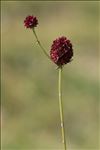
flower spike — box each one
[50,36,73,67]
[24,15,38,29]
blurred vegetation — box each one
[1,1,99,150]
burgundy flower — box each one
[50,36,73,66]
[24,15,38,28]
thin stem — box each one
[32,28,51,61]
[58,67,67,150]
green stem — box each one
[32,28,51,61]
[58,67,67,150]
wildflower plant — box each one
[24,15,73,150]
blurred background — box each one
[1,1,99,150]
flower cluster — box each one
[24,15,74,150]
[24,15,73,67]
[50,36,73,66]
[24,15,38,28]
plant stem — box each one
[32,28,51,61]
[58,67,67,150]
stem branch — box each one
[58,67,67,150]
[32,29,51,61]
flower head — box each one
[24,15,38,29]
[50,36,73,67]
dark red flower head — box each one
[24,15,38,29]
[50,36,73,67]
